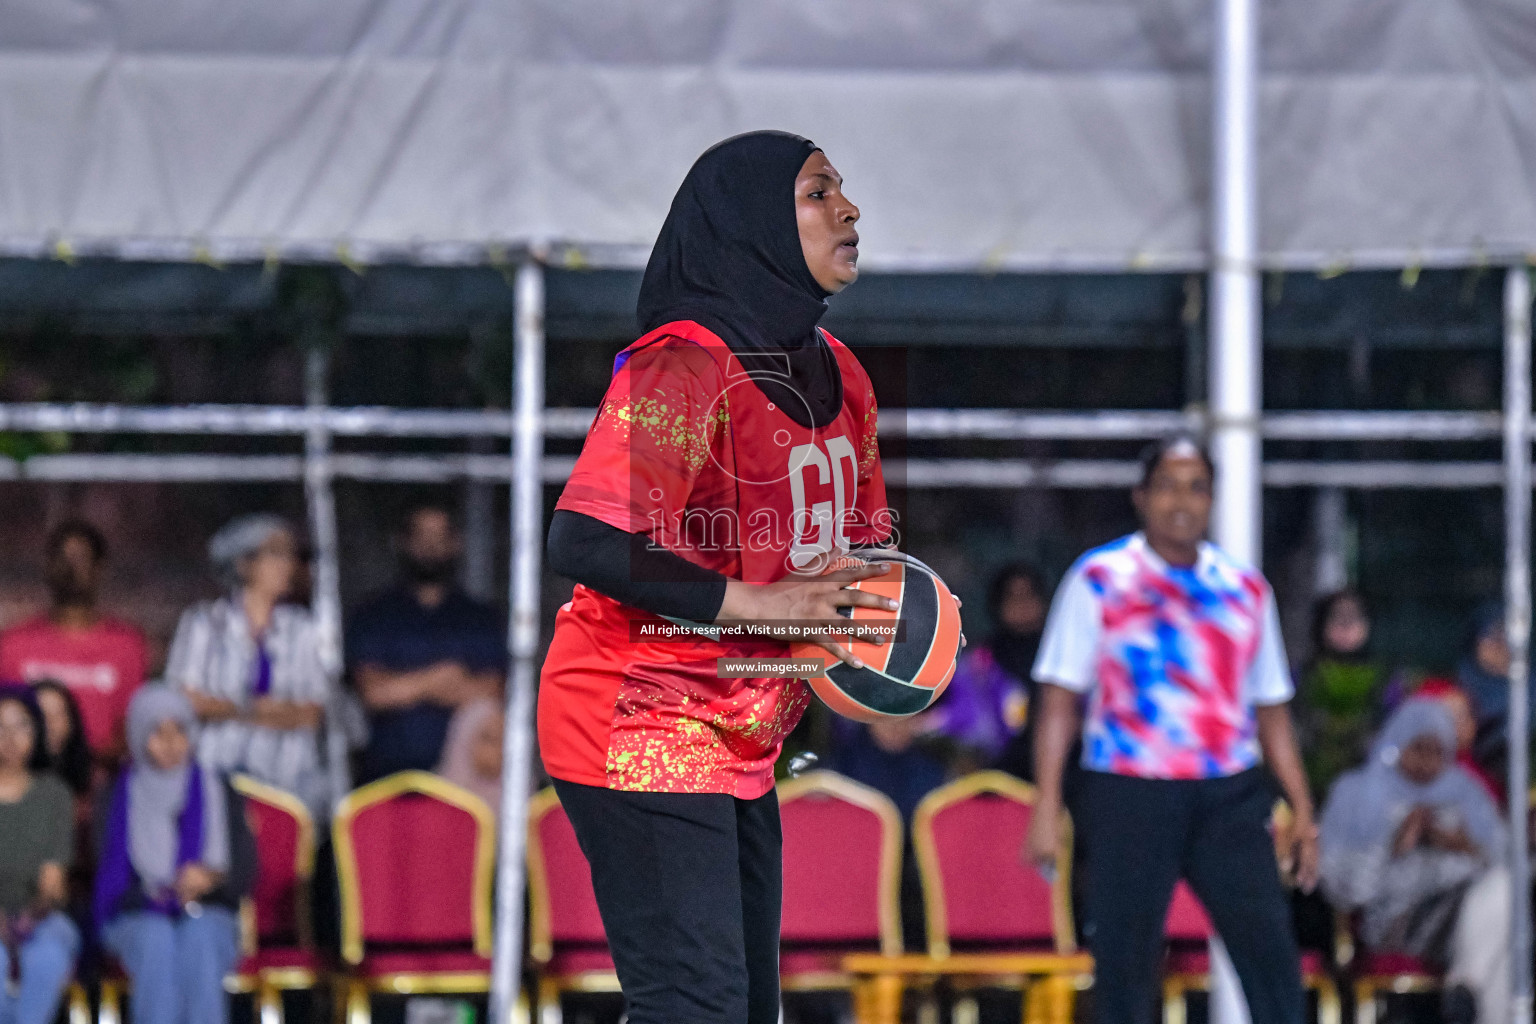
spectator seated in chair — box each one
[95,686,255,1024]
[0,684,79,1024]
[1319,698,1509,1024]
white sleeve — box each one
[1244,588,1295,706]
[1031,563,1102,694]
[164,606,211,694]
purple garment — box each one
[250,637,273,698]
[93,765,205,929]
[929,643,1030,758]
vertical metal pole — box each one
[1208,0,1260,1020]
[490,258,545,1024]
[303,346,351,812]
[1504,264,1532,1024]
[1210,0,1261,567]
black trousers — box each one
[552,778,782,1024]
[1077,767,1304,1024]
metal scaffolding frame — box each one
[2,266,1531,1020]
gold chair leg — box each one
[1021,982,1046,1024]
[99,979,123,1024]
[1046,974,1076,1024]
[1354,981,1377,1024]
[1162,979,1186,1024]
[867,974,903,1024]
[536,977,562,1024]
[257,978,284,1024]
[1314,977,1341,1024]
[66,982,90,1024]
[345,980,370,1024]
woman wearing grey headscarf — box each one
[1319,697,1510,1024]
[165,514,334,818]
[96,686,252,1024]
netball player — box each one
[540,132,901,1024]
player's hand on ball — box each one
[716,561,900,669]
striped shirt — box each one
[165,597,334,815]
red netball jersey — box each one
[538,320,890,797]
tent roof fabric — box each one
[2,0,1534,269]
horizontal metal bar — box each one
[0,453,1512,490]
[0,404,517,438]
[0,234,1527,276]
[1262,411,1501,441]
[892,410,1198,440]
[1263,460,1503,488]
[0,453,578,484]
[0,403,1515,443]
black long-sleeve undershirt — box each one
[546,509,728,623]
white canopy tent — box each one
[2,0,1535,270]
[3,0,1536,1020]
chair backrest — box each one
[912,771,1074,958]
[232,774,315,949]
[333,771,495,964]
[526,788,609,964]
[778,772,903,955]
[1164,881,1214,942]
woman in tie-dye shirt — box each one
[1025,437,1317,1024]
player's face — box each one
[1134,454,1213,552]
[796,151,860,294]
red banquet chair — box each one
[526,788,620,1022]
[845,771,1089,1024]
[332,771,496,1024]
[1162,880,1340,1024]
[1336,911,1440,1024]
[777,771,903,1009]
[225,774,323,1024]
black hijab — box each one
[637,131,845,429]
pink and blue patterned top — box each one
[1033,533,1293,780]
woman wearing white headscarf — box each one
[95,687,253,1024]
[1319,698,1510,1024]
[165,514,334,818]
[435,698,504,814]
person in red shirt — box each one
[0,521,147,767]
[540,131,908,1024]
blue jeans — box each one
[0,911,80,1024]
[103,907,239,1024]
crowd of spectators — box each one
[0,506,507,1023]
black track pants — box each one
[1077,767,1304,1024]
[552,778,782,1024]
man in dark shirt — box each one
[347,505,506,782]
